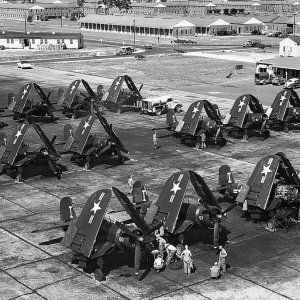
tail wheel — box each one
[117,106,122,114]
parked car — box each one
[284,78,300,89]
[254,72,272,85]
[17,61,32,69]
[144,43,153,49]
[0,45,5,50]
[272,76,286,86]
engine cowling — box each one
[274,184,299,203]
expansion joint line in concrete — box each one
[0,194,35,214]
[156,272,212,300]
[279,262,300,273]
[231,272,293,300]
[2,269,47,300]
[1,225,130,299]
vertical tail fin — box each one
[60,196,76,222]
[217,165,237,195]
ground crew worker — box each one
[154,254,164,272]
[165,243,177,265]
[153,131,158,149]
[210,262,220,279]
[175,236,184,261]
[128,175,134,195]
[218,246,227,275]
[181,245,193,275]
[200,132,206,149]
[155,233,176,265]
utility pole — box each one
[61,7,63,27]
[293,13,296,36]
[133,18,136,51]
[24,12,27,32]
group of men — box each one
[210,246,228,279]
[127,175,228,279]
[154,233,194,275]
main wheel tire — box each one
[94,268,105,281]
[16,174,23,182]
[155,108,162,116]
[195,142,201,149]
[84,161,91,170]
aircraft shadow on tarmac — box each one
[1,162,68,181]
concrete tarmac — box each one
[0,65,300,300]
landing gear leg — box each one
[95,258,105,281]
[242,129,248,141]
[15,166,23,182]
[84,156,91,170]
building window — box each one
[283,46,285,52]
[32,39,35,44]
[6,38,9,43]
[70,39,73,44]
[57,39,60,44]
[40,39,43,44]
[45,39,48,44]
[11,39,14,43]
[181,29,184,34]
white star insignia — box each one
[70,84,77,93]
[15,130,22,139]
[83,121,90,130]
[192,107,199,114]
[114,78,122,90]
[238,100,245,109]
[170,182,181,194]
[279,94,286,106]
[90,201,101,214]
[261,165,272,177]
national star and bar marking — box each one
[13,124,26,145]
[279,92,287,106]
[88,192,105,224]
[260,157,273,183]
[169,173,184,203]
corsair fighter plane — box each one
[223,94,272,140]
[64,112,128,169]
[164,100,226,148]
[0,121,62,181]
[101,75,142,113]
[229,153,300,224]
[8,83,57,122]
[269,89,300,132]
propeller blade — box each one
[260,119,267,134]
[82,79,96,99]
[115,221,143,241]
[134,243,141,274]
[213,221,220,248]
[112,187,151,233]
[50,135,57,148]
[189,170,222,211]
[221,202,237,215]
[142,221,164,238]
[138,84,143,92]
[214,126,221,144]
